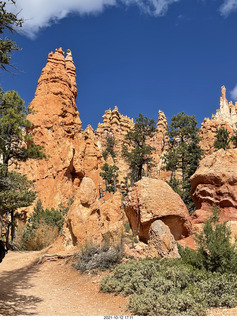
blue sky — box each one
[2,0,237,129]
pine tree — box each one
[122,113,156,184]
[0,90,45,167]
[163,112,203,213]
[214,127,231,150]
[0,166,37,245]
[100,163,119,193]
[0,89,46,247]
[0,0,24,70]
[102,135,116,161]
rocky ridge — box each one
[199,86,236,154]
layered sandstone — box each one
[199,86,235,154]
[17,48,104,209]
[123,177,192,242]
[190,148,237,224]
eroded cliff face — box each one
[190,148,237,222]
[17,48,104,209]
[95,107,169,182]
[199,86,235,154]
[95,106,134,182]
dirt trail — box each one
[0,251,130,316]
[1,251,237,316]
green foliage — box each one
[180,208,237,274]
[122,113,156,184]
[102,135,116,160]
[19,198,73,250]
[100,257,237,316]
[163,112,203,213]
[100,208,237,316]
[0,89,46,246]
[99,163,119,193]
[214,127,231,150]
[0,164,36,213]
[0,0,24,70]
[0,90,46,166]
[73,240,123,272]
[230,128,237,147]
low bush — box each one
[100,258,237,316]
[100,208,237,316]
[73,241,123,272]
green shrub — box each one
[100,209,237,316]
[180,208,237,274]
[17,198,73,250]
[100,258,237,316]
[73,241,123,272]
[129,288,207,316]
[196,273,237,308]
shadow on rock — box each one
[0,260,42,316]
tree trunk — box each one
[10,210,15,247]
[5,213,10,248]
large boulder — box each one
[190,149,237,223]
[63,188,125,248]
[147,220,180,258]
[78,177,97,206]
[123,177,192,242]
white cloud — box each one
[230,84,237,101]
[6,0,116,39]
[6,0,180,39]
[121,0,180,16]
[219,0,237,17]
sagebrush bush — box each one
[100,258,237,316]
[73,241,123,272]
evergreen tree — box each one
[0,165,36,245]
[102,135,116,161]
[195,208,237,273]
[230,129,237,148]
[0,89,46,247]
[100,163,119,193]
[122,113,156,184]
[0,90,45,167]
[0,0,24,70]
[214,127,230,150]
[163,112,203,213]
[180,207,237,274]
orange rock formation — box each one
[95,106,134,181]
[96,107,169,182]
[17,48,104,209]
[123,177,192,242]
[190,148,237,223]
[199,86,236,154]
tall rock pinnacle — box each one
[18,48,103,209]
[28,47,81,139]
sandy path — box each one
[0,251,130,316]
